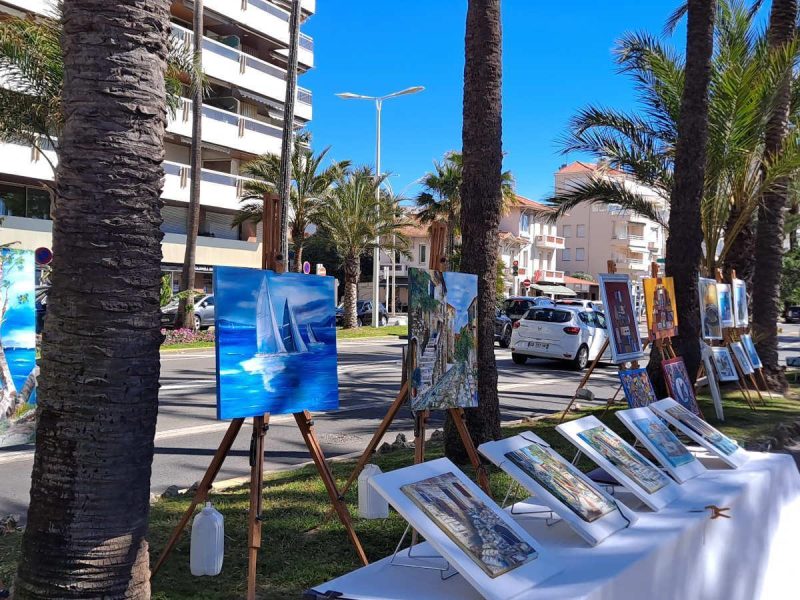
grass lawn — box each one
[0,384,796,599]
[337,325,407,339]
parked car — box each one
[335,300,389,327]
[556,299,601,311]
[502,296,555,322]
[494,308,513,348]
[160,294,215,330]
[510,305,609,370]
[786,305,800,324]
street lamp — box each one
[336,86,424,327]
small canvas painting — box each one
[408,268,478,411]
[698,277,722,340]
[505,444,616,523]
[732,278,748,328]
[710,347,739,382]
[214,267,338,419]
[740,334,763,370]
[631,415,694,468]
[618,368,657,408]
[664,405,739,456]
[661,357,702,416]
[401,471,538,578]
[717,283,734,328]
[598,274,643,363]
[730,341,754,375]
[0,249,37,448]
[642,276,678,340]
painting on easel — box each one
[730,341,755,375]
[598,274,643,363]
[214,266,338,419]
[698,277,723,340]
[740,334,763,370]
[661,357,702,416]
[618,367,657,408]
[732,278,748,328]
[717,283,735,328]
[642,276,678,340]
[408,268,478,411]
[710,347,739,382]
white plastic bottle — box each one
[358,464,389,519]
[190,502,224,576]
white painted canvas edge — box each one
[698,277,723,341]
[701,344,725,420]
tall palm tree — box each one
[14,0,170,597]
[752,0,797,391]
[444,0,503,462]
[236,133,349,272]
[314,167,408,328]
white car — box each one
[510,305,609,370]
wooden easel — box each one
[331,221,491,507]
[152,194,367,600]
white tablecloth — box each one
[306,452,800,600]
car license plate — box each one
[530,342,548,349]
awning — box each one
[530,283,577,297]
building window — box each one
[562,248,571,261]
[519,213,530,233]
[0,182,51,219]
[419,244,427,264]
[562,225,572,238]
[576,224,586,238]
[576,247,586,261]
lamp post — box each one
[336,86,424,326]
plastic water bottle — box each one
[358,464,389,519]
[190,502,224,576]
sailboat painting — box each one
[214,266,338,420]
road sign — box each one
[316,263,327,276]
[35,247,53,265]
[656,258,666,264]
[522,278,531,288]
[302,261,311,274]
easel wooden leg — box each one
[414,410,429,464]
[246,414,269,600]
[559,339,609,423]
[757,368,774,402]
[294,411,369,566]
[151,417,245,579]
[449,408,491,496]
[600,384,624,419]
[747,374,767,405]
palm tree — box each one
[752,0,797,391]
[14,0,170,597]
[444,0,504,462]
[314,167,408,328]
[236,133,350,272]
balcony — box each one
[163,161,256,212]
[168,99,283,157]
[171,23,312,122]
[0,141,57,183]
[534,234,566,250]
[534,269,565,284]
[204,0,314,68]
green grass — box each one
[337,325,407,339]
[160,341,215,351]
[0,384,796,599]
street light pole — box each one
[335,86,424,327]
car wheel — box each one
[380,315,388,327]
[356,317,363,327]
[512,353,528,365]
[194,315,202,330]
[571,345,589,371]
[499,325,511,348]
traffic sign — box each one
[302,261,311,274]
[522,278,531,288]
[35,247,53,265]
[656,258,666,264]
[315,263,327,276]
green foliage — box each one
[160,275,173,308]
[570,272,595,281]
[496,258,507,301]
[454,327,475,363]
[408,268,439,313]
[781,246,800,304]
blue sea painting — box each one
[214,266,339,420]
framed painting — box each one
[716,283,734,328]
[617,407,706,483]
[650,398,748,468]
[710,346,739,382]
[479,433,635,547]
[369,458,561,600]
[740,334,763,369]
[408,268,479,411]
[0,249,37,448]
[661,357,702,416]
[214,267,338,420]
[698,277,722,340]
[598,274,644,364]
[557,416,681,511]
[701,343,725,420]
[729,341,754,375]
[618,368,657,408]
[642,276,678,340]
[732,278,748,328]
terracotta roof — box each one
[515,195,552,211]
[397,223,429,238]
[557,161,625,177]
[563,275,598,286]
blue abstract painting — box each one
[214,267,338,420]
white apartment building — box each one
[554,162,667,284]
[0,0,315,291]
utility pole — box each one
[278,0,301,271]
[178,0,203,329]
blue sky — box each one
[302,1,684,202]
[1,250,35,349]
[443,271,477,331]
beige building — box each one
[0,0,315,290]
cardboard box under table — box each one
[305,452,800,600]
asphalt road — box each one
[2,324,798,520]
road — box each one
[2,324,798,520]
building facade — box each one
[0,0,315,291]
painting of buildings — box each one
[598,274,643,363]
[408,268,478,411]
[711,347,739,382]
[664,405,739,456]
[618,368,657,408]
[717,283,734,328]
[642,276,677,340]
[401,471,538,578]
[632,416,694,468]
[698,277,722,340]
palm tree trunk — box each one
[342,255,360,329]
[663,0,716,383]
[293,241,304,273]
[445,0,503,462]
[752,0,797,392]
[789,197,798,250]
[722,208,755,285]
[14,1,169,597]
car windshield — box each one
[504,300,533,316]
[525,308,572,323]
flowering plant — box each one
[162,328,215,346]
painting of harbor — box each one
[665,405,739,456]
[408,268,478,411]
[401,471,538,578]
[214,266,338,420]
[505,444,616,523]
[632,415,694,468]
